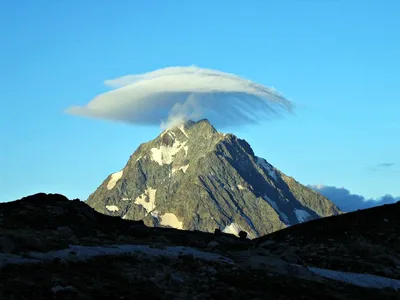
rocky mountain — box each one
[1,193,400,299]
[86,119,341,238]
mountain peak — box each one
[184,118,217,136]
[192,118,217,133]
[86,121,341,238]
[192,118,212,127]
[162,118,217,136]
[156,119,221,151]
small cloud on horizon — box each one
[377,163,395,167]
[367,162,397,173]
[309,184,399,212]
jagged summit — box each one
[184,118,213,127]
[160,118,218,138]
[86,120,341,238]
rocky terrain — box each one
[1,193,400,299]
[86,119,341,238]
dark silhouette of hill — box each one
[1,193,400,299]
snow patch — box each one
[121,197,131,201]
[171,164,189,175]
[263,195,290,225]
[294,208,311,222]
[179,164,189,173]
[237,184,245,190]
[256,157,278,181]
[178,125,188,138]
[308,267,400,290]
[160,213,183,229]
[106,205,119,212]
[222,223,242,237]
[134,188,157,214]
[106,170,123,190]
[150,140,187,165]
[0,244,234,269]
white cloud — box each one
[65,66,293,129]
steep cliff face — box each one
[86,119,341,237]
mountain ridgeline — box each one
[86,119,341,238]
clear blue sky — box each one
[1,0,399,202]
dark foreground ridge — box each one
[1,193,400,299]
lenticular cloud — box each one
[65,66,293,129]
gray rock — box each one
[280,249,303,265]
[259,240,276,248]
[56,226,75,239]
[206,267,217,276]
[239,231,248,240]
[169,273,185,285]
[51,285,77,293]
[207,241,220,249]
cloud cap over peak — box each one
[65,66,293,129]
